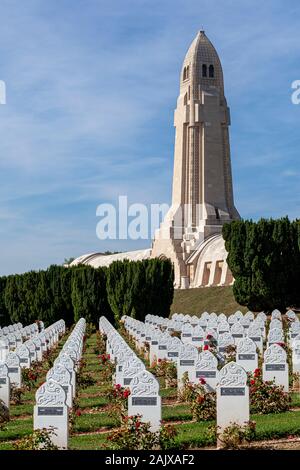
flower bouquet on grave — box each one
[204,334,217,351]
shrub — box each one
[10,385,25,405]
[153,359,177,388]
[0,399,9,430]
[77,371,96,389]
[249,368,291,414]
[178,375,216,421]
[13,428,58,450]
[93,331,107,355]
[21,363,42,391]
[105,384,130,425]
[217,421,256,449]
[105,414,177,450]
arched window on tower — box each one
[202,64,207,77]
[183,66,189,81]
[209,64,214,78]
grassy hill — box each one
[171,286,248,316]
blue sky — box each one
[0,0,300,275]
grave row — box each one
[33,318,86,449]
[99,316,161,432]
[0,321,46,363]
[0,319,65,420]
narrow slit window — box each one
[202,64,207,77]
[209,64,214,78]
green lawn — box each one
[171,286,248,316]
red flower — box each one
[250,379,255,385]
[135,421,141,429]
[199,377,206,385]
[123,389,130,399]
[203,345,209,351]
[254,368,261,377]
[206,334,212,340]
[76,410,82,417]
[158,358,162,363]
[114,383,121,390]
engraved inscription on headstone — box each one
[132,397,157,406]
[38,406,64,416]
[221,387,245,396]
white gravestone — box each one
[234,311,244,321]
[46,364,73,408]
[190,351,219,390]
[191,325,205,348]
[245,311,254,321]
[0,363,10,411]
[166,337,182,366]
[236,337,258,373]
[269,319,282,331]
[17,345,31,369]
[33,338,43,362]
[267,327,284,346]
[177,344,198,388]
[121,359,145,387]
[157,337,169,361]
[247,325,263,354]
[228,314,237,326]
[289,323,300,344]
[263,344,289,392]
[0,338,9,363]
[181,323,193,345]
[34,379,69,449]
[231,323,245,345]
[217,321,230,335]
[217,362,249,433]
[286,310,296,321]
[115,352,135,385]
[292,339,300,374]
[54,354,76,398]
[217,314,227,323]
[271,309,282,320]
[218,332,235,353]
[6,352,22,388]
[26,341,37,363]
[128,370,161,432]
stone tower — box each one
[151,30,240,287]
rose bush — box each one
[249,368,291,414]
[105,414,177,450]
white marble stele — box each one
[216,362,249,433]
[34,379,69,449]
[292,339,300,374]
[177,344,198,389]
[190,350,219,390]
[236,337,258,373]
[128,370,161,432]
[0,363,10,411]
[263,344,289,392]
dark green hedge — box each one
[0,258,174,326]
[223,217,300,312]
